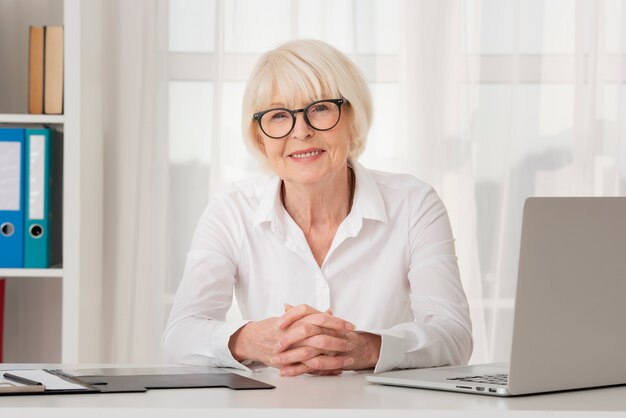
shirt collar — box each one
[349,160,389,224]
[253,174,283,229]
[252,160,389,230]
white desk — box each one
[1,365,626,417]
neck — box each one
[282,165,355,231]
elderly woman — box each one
[163,39,472,376]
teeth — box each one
[292,150,322,159]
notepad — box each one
[4,370,88,391]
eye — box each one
[310,104,330,113]
[269,111,290,120]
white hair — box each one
[241,39,373,162]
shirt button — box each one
[318,280,327,288]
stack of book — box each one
[28,26,64,115]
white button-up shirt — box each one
[163,161,473,372]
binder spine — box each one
[24,129,51,268]
[0,128,26,268]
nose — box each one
[291,112,313,140]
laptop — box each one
[367,197,626,396]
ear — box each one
[256,134,267,156]
[345,108,357,151]
[348,121,357,151]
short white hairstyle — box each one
[241,39,373,161]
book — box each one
[43,26,64,115]
[28,26,45,114]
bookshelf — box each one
[0,114,65,124]
[0,0,103,363]
[0,269,63,279]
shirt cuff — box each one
[373,333,408,373]
[213,319,253,371]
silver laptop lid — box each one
[509,197,626,395]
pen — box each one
[3,373,43,386]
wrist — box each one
[367,333,382,368]
[229,322,253,362]
[357,332,382,369]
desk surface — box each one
[1,365,626,417]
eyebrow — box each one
[267,99,320,109]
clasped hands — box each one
[228,304,381,376]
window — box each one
[166,0,626,362]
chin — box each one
[289,174,325,186]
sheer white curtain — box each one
[101,0,169,362]
[99,0,626,363]
[463,0,626,361]
[165,0,490,362]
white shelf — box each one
[0,0,103,364]
[0,114,65,124]
[0,269,64,279]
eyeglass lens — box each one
[260,100,341,139]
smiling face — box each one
[256,93,352,187]
[243,40,373,171]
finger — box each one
[296,313,355,333]
[304,355,354,371]
[278,304,321,329]
[276,323,323,352]
[314,327,348,339]
[298,334,353,352]
[283,304,337,320]
[307,369,343,376]
[273,335,350,365]
[280,364,343,377]
[270,346,320,366]
[277,319,355,353]
[279,362,312,377]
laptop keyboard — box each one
[446,373,509,386]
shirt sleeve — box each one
[161,197,251,370]
[365,186,473,373]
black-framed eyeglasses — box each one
[252,98,346,139]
